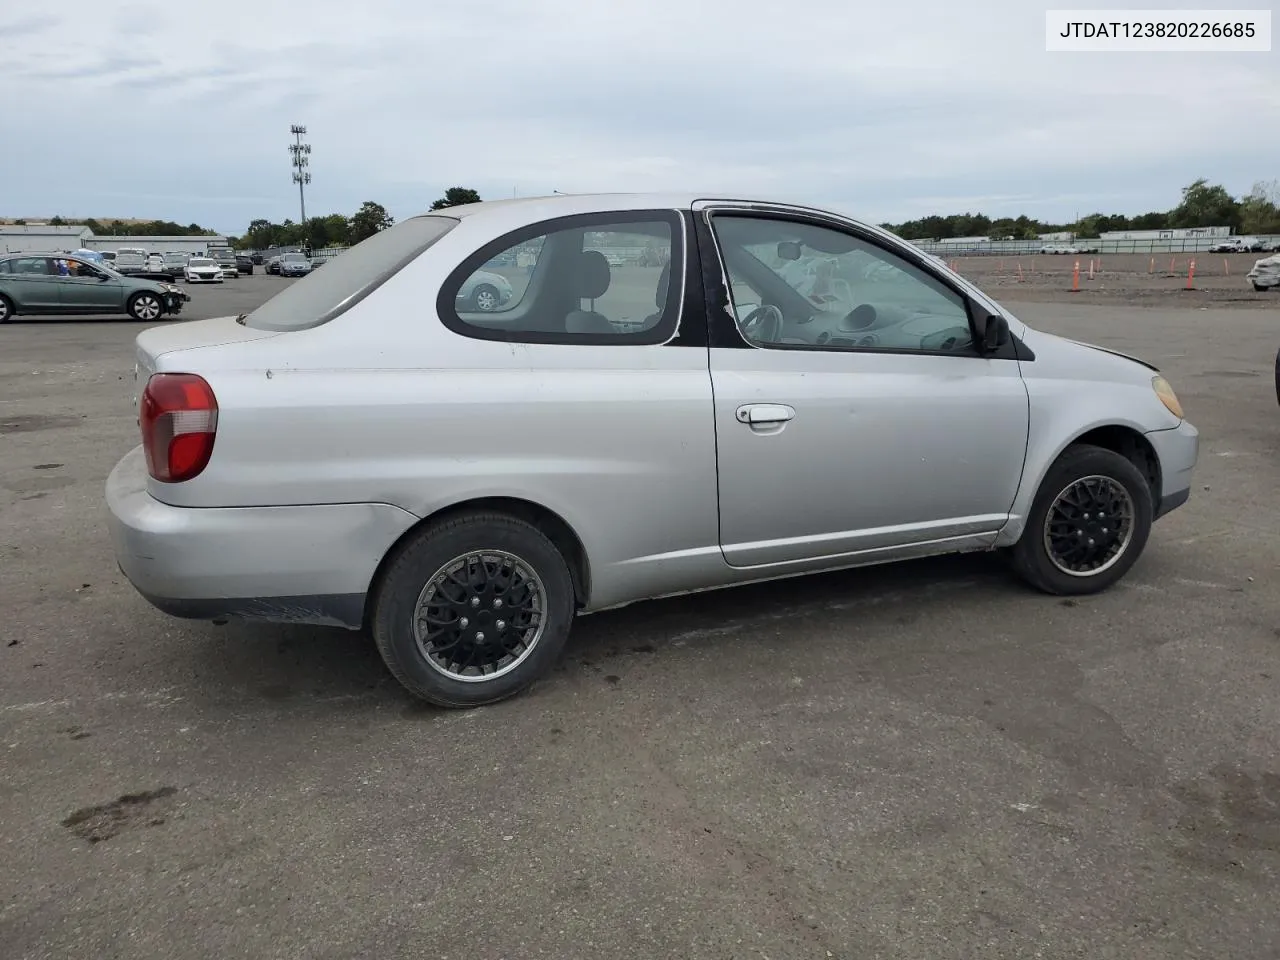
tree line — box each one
[31,179,1278,253]
[881,178,1280,241]
[7,215,217,237]
[229,188,483,251]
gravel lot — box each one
[2,274,1278,959]
[947,251,1279,309]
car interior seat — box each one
[564,250,615,335]
[642,261,670,328]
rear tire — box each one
[1009,444,1153,596]
[372,512,576,708]
[0,294,13,323]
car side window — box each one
[439,212,681,345]
[65,259,101,278]
[708,214,976,355]
[11,257,54,276]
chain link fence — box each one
[911,236,1279,256]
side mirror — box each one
[972,306,1010,353]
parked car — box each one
[183,257,224,283]
[209,250,238,279]
[105,193,1199,709]
[1210,238,1249,253]
[455,268,513,312]
[113,247,149,273]
[0,253,187,322]
[1039,243,1081,255]
[99,251,117,266]
[278,252,312,277]
[162,252,189,272]
[145,253,166,273]
[235,254,254,275]
[1247,253,1280,291]
[250,252,265,265]
[266,256,282,275]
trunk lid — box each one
[133,315,281,402]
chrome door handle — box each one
[736,403,795,425]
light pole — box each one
[289,124,312,226]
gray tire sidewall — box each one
[471,284,499,312]
[372,515,576,708]
[128,292,163,321]
[1014,444,1154,595]
[0,294,12,323]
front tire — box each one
[1010,444,1153,596]
[0,294,13,323]
[372,512,576,708]
[128,292,163,322]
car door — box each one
[56,258,125,311]
[4,257,64,310]
[695,203,1031,568]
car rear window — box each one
[243,215,458,332]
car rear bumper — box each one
[105,446,420,629]
[1146,418,1199,520]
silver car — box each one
[106,193,1199,708]
[456,268,513,311]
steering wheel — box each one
[740,304,784,343]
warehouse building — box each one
[84,234,229,255]
[0,224,94,254]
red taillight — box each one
[140,373,218,483]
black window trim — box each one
[696,204,1027,362]
[436,209,687,347]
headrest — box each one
[655,261,671,308]
[574,250,611,300]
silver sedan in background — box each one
[455,268,513,311]
[106,193,1199,709]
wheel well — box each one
[1069,426,1161,501]
[363,497,591,630]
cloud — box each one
[0,15,48,38]
[0,0,1275,234]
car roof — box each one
[412,192,870,228]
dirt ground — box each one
[943,252,1279,309]
[3,277,1279,960]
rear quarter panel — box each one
[145,215,721,611]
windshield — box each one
[189,258,215,267]
[282,253,306,262]
[245,215,457,331]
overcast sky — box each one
[2,1,1276,235]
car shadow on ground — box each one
[177,551,1017,712]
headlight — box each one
[1152,375,1184,420]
